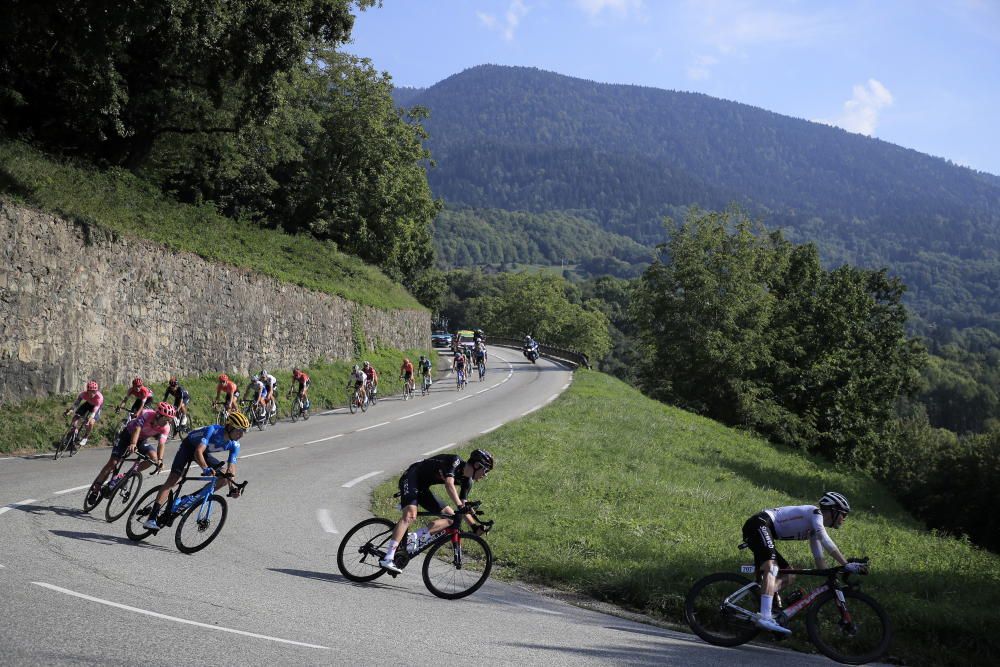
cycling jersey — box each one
[260,373,277,390]
[364,367,378,384]
[171,424,241,475]
[71,390,104,420]
[400,361,414,377]
[743,505,840,569]
[216,379,238,398]
[111,408,168,457]
[351,369,366,385]
[292,371,311,388]
[248,378,266,400]
[419,359,432,374]
[163,385,190,407]
[453,355,466,370]
[398,454,472,511]
[126,385,154,402]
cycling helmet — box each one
[168,376,178,387]
[293,367,301,375]
[86,380,99,392]
[156,402,176,419]
[260,369,268,377]
[352,364,360,372]
[468,449,495,471]
[132,377,143,388]
[226,411,251,431]
[419,355,425,361]
[819,491,851,514]
[218,373,229,383]
[363,361,371,369]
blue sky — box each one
[346,0,1000,176]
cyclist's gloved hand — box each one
[202,467,216,477]
[844,562,867,574]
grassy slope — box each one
[0,140,421,311]
[374,369,1000,667]
[1,349,436,455]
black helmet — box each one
[468,449,495,471]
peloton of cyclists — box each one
[379,449,495,573]
[87,402,173,507]
[63,381,104,449]
[362,361,379,402]
[118,377,154,417]
[742,491,865,633]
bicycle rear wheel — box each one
[806,589,892,665]
[348,391,358,414]
[360,393,368,412]
[105,472,143,523]
[422,532,493,599]
[684,573,761,647]
[175,494,229,554]
[125,485,163,542]
[337,518,395,582]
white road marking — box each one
[501,600,564,616]
[316,509,339,534]
[562,383,570,390]
[31,582,329,649]
[475,387,492,394]
[480,425,501,434]
[0,499,37,515]
[520,406,541,417]
[342,471,384,488]
[397,411,425,421]
[240,447,288,459]
[430,402,453,410]
[319,409,339,415]
[53,485,91,496]
[304,434,343,445]
[356,421,390,432]
[546,394,559,403]
[455,395,470,402]
[422,443,457,456]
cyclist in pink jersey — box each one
[85,402,174,507]
[62,381,104,447]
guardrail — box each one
[486,336,591,369]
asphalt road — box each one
[0,348,835,666]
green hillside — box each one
[375,369,1000,667]
[0,141,422,311]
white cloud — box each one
[575,0,643,16]
[479,0,529,41]
[687,54,719,80]
[819,79,894,136]
[684,1,840,56]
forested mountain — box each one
[398,65,1000,336]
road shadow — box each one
[49,529,172,553]
[12,503,104,521]
[267,567,428,600]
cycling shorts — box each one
[170,437,224,476]
[296,380,310,391]
[398,466,444,513]
[74,404,101,421]
[130,397,152,415]
[172,391,190,408]
[111,429,157,459]
[402,371,413,380]
[742,513,790,570]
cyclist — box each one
[379,449,494,573]
[142,411,248,531]
[473,339,487,368]
[86,402,173,507]
[452,350,467,387]
[163,377,191,432]
[349,364,367,406]
[118,377,154,416]
[259,369,278,417]
[62,381,104,448]
[742,491,865,634]
[246,373,267,413]
[473,328,485,345]
[418,355,432,388]
[399,357,414,394]
[214,374,239,414]
[362,361,379,402]
[290,367,311,408]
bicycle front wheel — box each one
[337,518,395,582]
[105,472,142,523]
[290,400,300,423]
[54,430,73,461]
[125,485,163,542]
[175,494,229,554]
[422,532,493,599]
[348,391,358,414]
[806,589,892,665]
[684,573,761,647]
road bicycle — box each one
[111,406,138,444]
[55,410,93,460]
[401,376,414,400]
[337,501,494,599]
[685,551,891,665]
[83,451,160,522]
[125,461,248,554]
[347,384,368,414]
[168,410,194,440]
[366,382,378,406]
[242,399,269,431]
[287,393,310,422]
[455,369,467,391]
[421,373,432,396]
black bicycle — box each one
[125,461,247,554]
[288,392,310,422]
[83,451,161,522]
[337,502,494,599]
[685,551,891,665]
[55,410,92,460]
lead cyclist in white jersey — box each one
[741,491,865,634]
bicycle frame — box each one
[731,563,860,623]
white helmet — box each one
[819,491,851,514]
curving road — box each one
[0,349,833,666]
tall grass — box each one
[0,349,435,455]
[373,369,1000,667]
[0,140,421,311]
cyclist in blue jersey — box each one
[379,449,494,573]
[142,411,249,530]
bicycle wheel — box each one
[125,485,163,542]
[82,484,102,513]
[806,589,892,665]
[175,494,229,554]
[422,532,493,599]
[337,518,395,582]
[684,573,761,647]
[349,391,358,414]
[54,430,73,461]
[290,399,300,423]
[105,472,143,523]
[360,393,368,412]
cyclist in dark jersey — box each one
[379,449,494,573]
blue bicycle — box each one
[124,461,247,553]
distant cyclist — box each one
[452,350,467,386]
[399,358,414,394]
[418,355,432,384]
[348,365,367,405]
[258,369,278,416]
[742,492,865,634]
[246,374,267,412]
[162,377,190,431]
[290,367,311,407]
[214,374,239,414]
[362,361,379,401]
[87,402,173,507]
[474,339,487,366]
[379,449,494,573]
[63,381,104,448]
[142,411,248,531]
[118,377,154,416]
